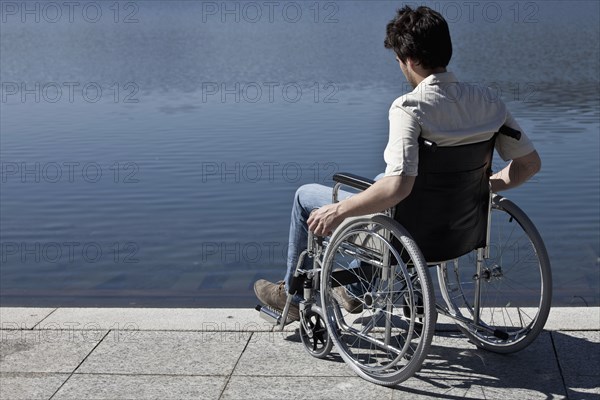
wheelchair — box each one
[256,126,553,387]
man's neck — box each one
[411,67,447,87]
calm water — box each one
[1,1,598,307]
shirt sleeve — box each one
[495,110,536,161]
[384,102,421,177]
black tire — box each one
[299,308,333,359]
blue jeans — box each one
[284,174,384,300]
[283,184,350,296]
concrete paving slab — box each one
[552,331,600,399]
[0,372,69,400]
[0,308,57,330]
[563,376,600,400]
[75,331,247,376]
[424,331,560,374]
[390,375,488,400]
[25,307,600,333]
[38,307,272,332]
[0,307,597,399]
[392,373,565,399]
[0,329,107,373]
[552,331,600,377]
[221,376,394,400]
[544,307,600,331]
[389,332,565,399]
[233,329,353,377]
[481,386,567,400]
[52,374,227,400]
[435,307,600,332]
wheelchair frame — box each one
[256,138,552,387]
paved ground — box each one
[0,307,598,400]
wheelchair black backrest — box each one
[393,135,496,263]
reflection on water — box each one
[1,1,598,307]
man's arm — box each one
[307,175,415,236]
[490,150,541,192]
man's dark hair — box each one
[384,6,452,69]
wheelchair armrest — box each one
[498,125,522,140]
[333,172,375,191]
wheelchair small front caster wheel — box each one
[300,310,332,359]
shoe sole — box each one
[253,283,300,322]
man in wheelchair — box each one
[254,5,541,323]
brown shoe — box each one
[254,280,300,321]
[333,286,364,313]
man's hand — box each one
[307,203,344,237]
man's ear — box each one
[406,58,420,69]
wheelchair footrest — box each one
[255,304,282,325]
[255,304,295,327]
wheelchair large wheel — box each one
[320,214,436,386]
[438,194,552,353]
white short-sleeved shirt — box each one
[384,71,535,177]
